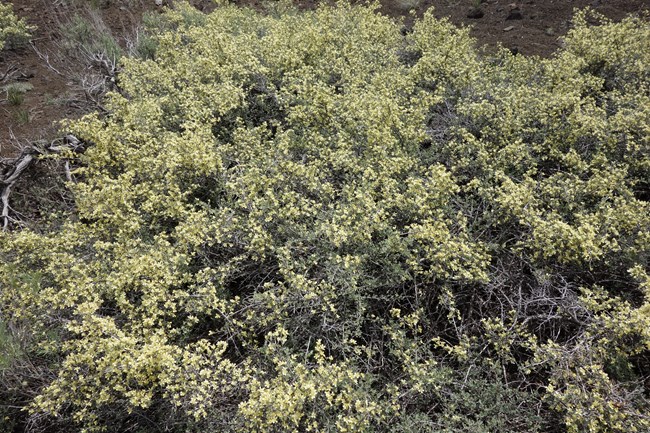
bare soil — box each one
[1,0,648,157]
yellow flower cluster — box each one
[0,3,33,51]
[1,2,648,432]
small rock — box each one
[545,27,555,36]
[506,8,523,20]
[497,7,504,12]
[467,7,485,19]
[154,0,163,6]
[503,26,515,32]
[509,47,520,55]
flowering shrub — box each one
[0,3,32,51]
[1,3,648,432]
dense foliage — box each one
[1,2,649,432]
[0,3,32,51]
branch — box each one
[1,150,34,230]
[0,135,84,231]
[0,64,19,83]
[30,41,64,77]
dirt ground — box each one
[1,0,649,157]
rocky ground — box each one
[1,0,648,157]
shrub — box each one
[0,3,33,51]
[60,13,123,66]
[4,82,33,105]
[1,2,648,432]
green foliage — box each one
[433,371,542,433]
[12,107,29,124]
[0,319,21,369]
[129,11,166,61]
[1,2,649,432]
[61,13,123,61]
[0,3,33,51]
[4,82,32,106]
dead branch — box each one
[0,135,84,231]
[0,64,19,83]
[30,41,64,77]
[1,150,34,230]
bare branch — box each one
[1,150,34,230]
[0,134,84,230]
[30,41,64,77]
